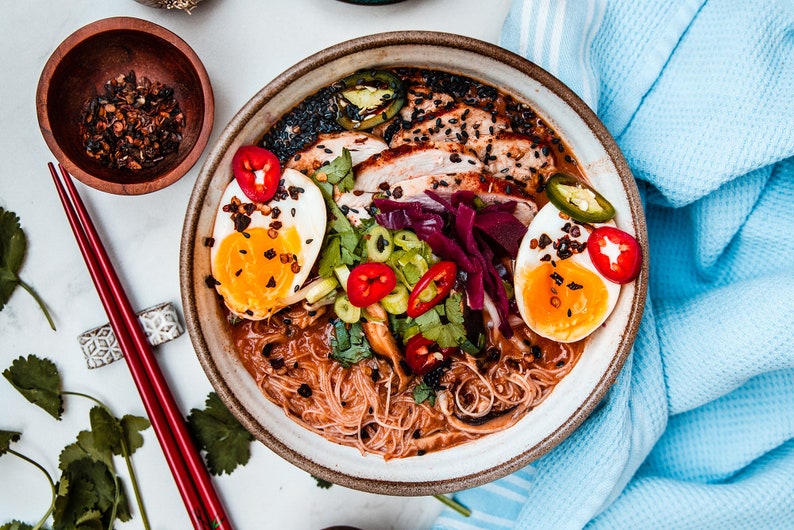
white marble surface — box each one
[0,0,513,528]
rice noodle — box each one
[231,303,583,458]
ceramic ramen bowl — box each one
[180,31,648,495]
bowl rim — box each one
[35,16,215,195]
[180,30,648,495]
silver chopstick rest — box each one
[78,302,184,369]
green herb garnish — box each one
[187,392,254,476]
[311,475,334,489]
[412,381,437,406]
[0,208,55,330]
[311,151,373,278]
[400,293,479,354]
[318,148,355,193]
[329,320,373,368]
[2,355,151,529]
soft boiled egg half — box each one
[514,202,620,343]
[210,167,327,320]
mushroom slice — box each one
[361,321,411,393]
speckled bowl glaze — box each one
[180,31,648,496]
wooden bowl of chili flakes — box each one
[36,17,214,195]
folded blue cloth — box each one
[434,1,794,528]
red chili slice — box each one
[231,145,281,203]
[587,226,642,284]
[406,261,457,319]
[346,262,397,308]
[404,334,455,376]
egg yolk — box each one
[213,226,301,319]
[519,259,610,343]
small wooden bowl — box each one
[36,17,214,195]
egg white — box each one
[210,167,327,320]
[514,202,620,343]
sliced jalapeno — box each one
[333,70,405,130]
[545,172,616,223]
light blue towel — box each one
[434,1,794,528]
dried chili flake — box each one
[79,71,184,172]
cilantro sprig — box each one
[0,208,55,330]
[329,320,374,367]
[396,292,481,354]
[1,355,151,530]
[187,392,254,476]
[310,151,371,278]
[1,430,55,530]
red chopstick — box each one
[49,163,233,530]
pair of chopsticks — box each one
[49,163,232,530]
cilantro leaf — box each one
[89,406,124,456]
[311,474,334,489]
[53,460,124,530]
[405,293,480,353]
[187,392,254,476]
[3,355,63,419]
[120,415,150,456]
[0,429,21,456]
[413,381,437,406]
[319,148,355,193]
[329,320,373,368]
[0,207,56,330]
[63,430,113,471]
[0,521,37,530]
[311,154,364,278]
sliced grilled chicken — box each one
[386,172,537,216]
[352,142,484,192]
[284,131,388,175]
[482,131,555,187]
[388,104,512,158]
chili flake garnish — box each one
[79,71,184,171]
